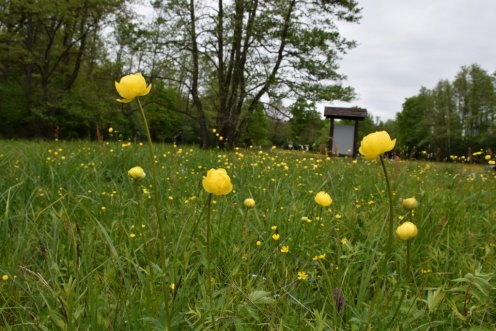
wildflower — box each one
[244,198,256,209]
[297,271,308,281]
[108,127,113,133]
[280,245,289,253]
[333,288,345,312]
[115,73,152,103]
[340,238,348,245]
[314,191,333,207]
[170,283,175,292]
[129,233,136,238]
[202,168,233,195]
[312,254,326,261]
[358,131,396,160]
[272,233,280,241]
[256,240,263,246]
[395,221,418,241]
[128,166,146,180]
[271,225,278,231]
[402,197,419,210]
[2,275,8,281]
[485,155,492,160]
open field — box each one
[0,140,495,330]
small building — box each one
[324,106,367,157]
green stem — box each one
[379,155,394,264]
[386,286,406,329]
[406,240,411,280]
[136,97,171,329]
[242,209,249,240]
[205,194,216,329]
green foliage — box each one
[289,97,325,146]
[396,64,496,158]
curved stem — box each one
[136,97,171,329]
[379,155,394,264]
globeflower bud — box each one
[395,221,418,241]
[402,197,419,210]
[244,198,256,209]
[202,168,233,196]
[314,191,332,207]
[128,166,146,180]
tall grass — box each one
[0,140,495,330]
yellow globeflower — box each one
[202,168,233,195]
[314,191,332,207]
[358,131,396,160]
[244,198,256,208]
[115,73,152,103]
[128,166,146,180]
[395,221,418,241]
[402,197,419,210]
[297,271,308,281]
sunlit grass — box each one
[0,140,495,329]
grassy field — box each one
[0,140,495,330]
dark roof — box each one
[324,107,367,120]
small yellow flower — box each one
[395,221,418,241]
[202,168,233,195]
[115,73,152,103]
[280,245,289,253]
[108,127,113,133]
[256,240,263,246]
[170,283,175,291]
[128,166,146,180]
[129,233,136,238]
[485,155,492,160]
[2,275,8,281]
[359,131,396,160]
[314,191,332,207]
[272,233,280,241]
[271,225,278,231]
[402,197,419,210]
[212,129,217,133]
[297,271,308,281]
[244,198,256,208]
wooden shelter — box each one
[324,107,367,157]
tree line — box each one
[0,0,361,148]
[392,64,496,159]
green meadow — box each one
[0,140,495,330]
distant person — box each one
[53,126,60,141]
[174,130,183,146]
[134,129,141,143]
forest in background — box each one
[1,1,495,158]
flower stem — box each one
[379,155,394,265]
[205,193,216,329]
[136,97,171,329]
[406,239,411,280]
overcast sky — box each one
[330,0,496,121]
